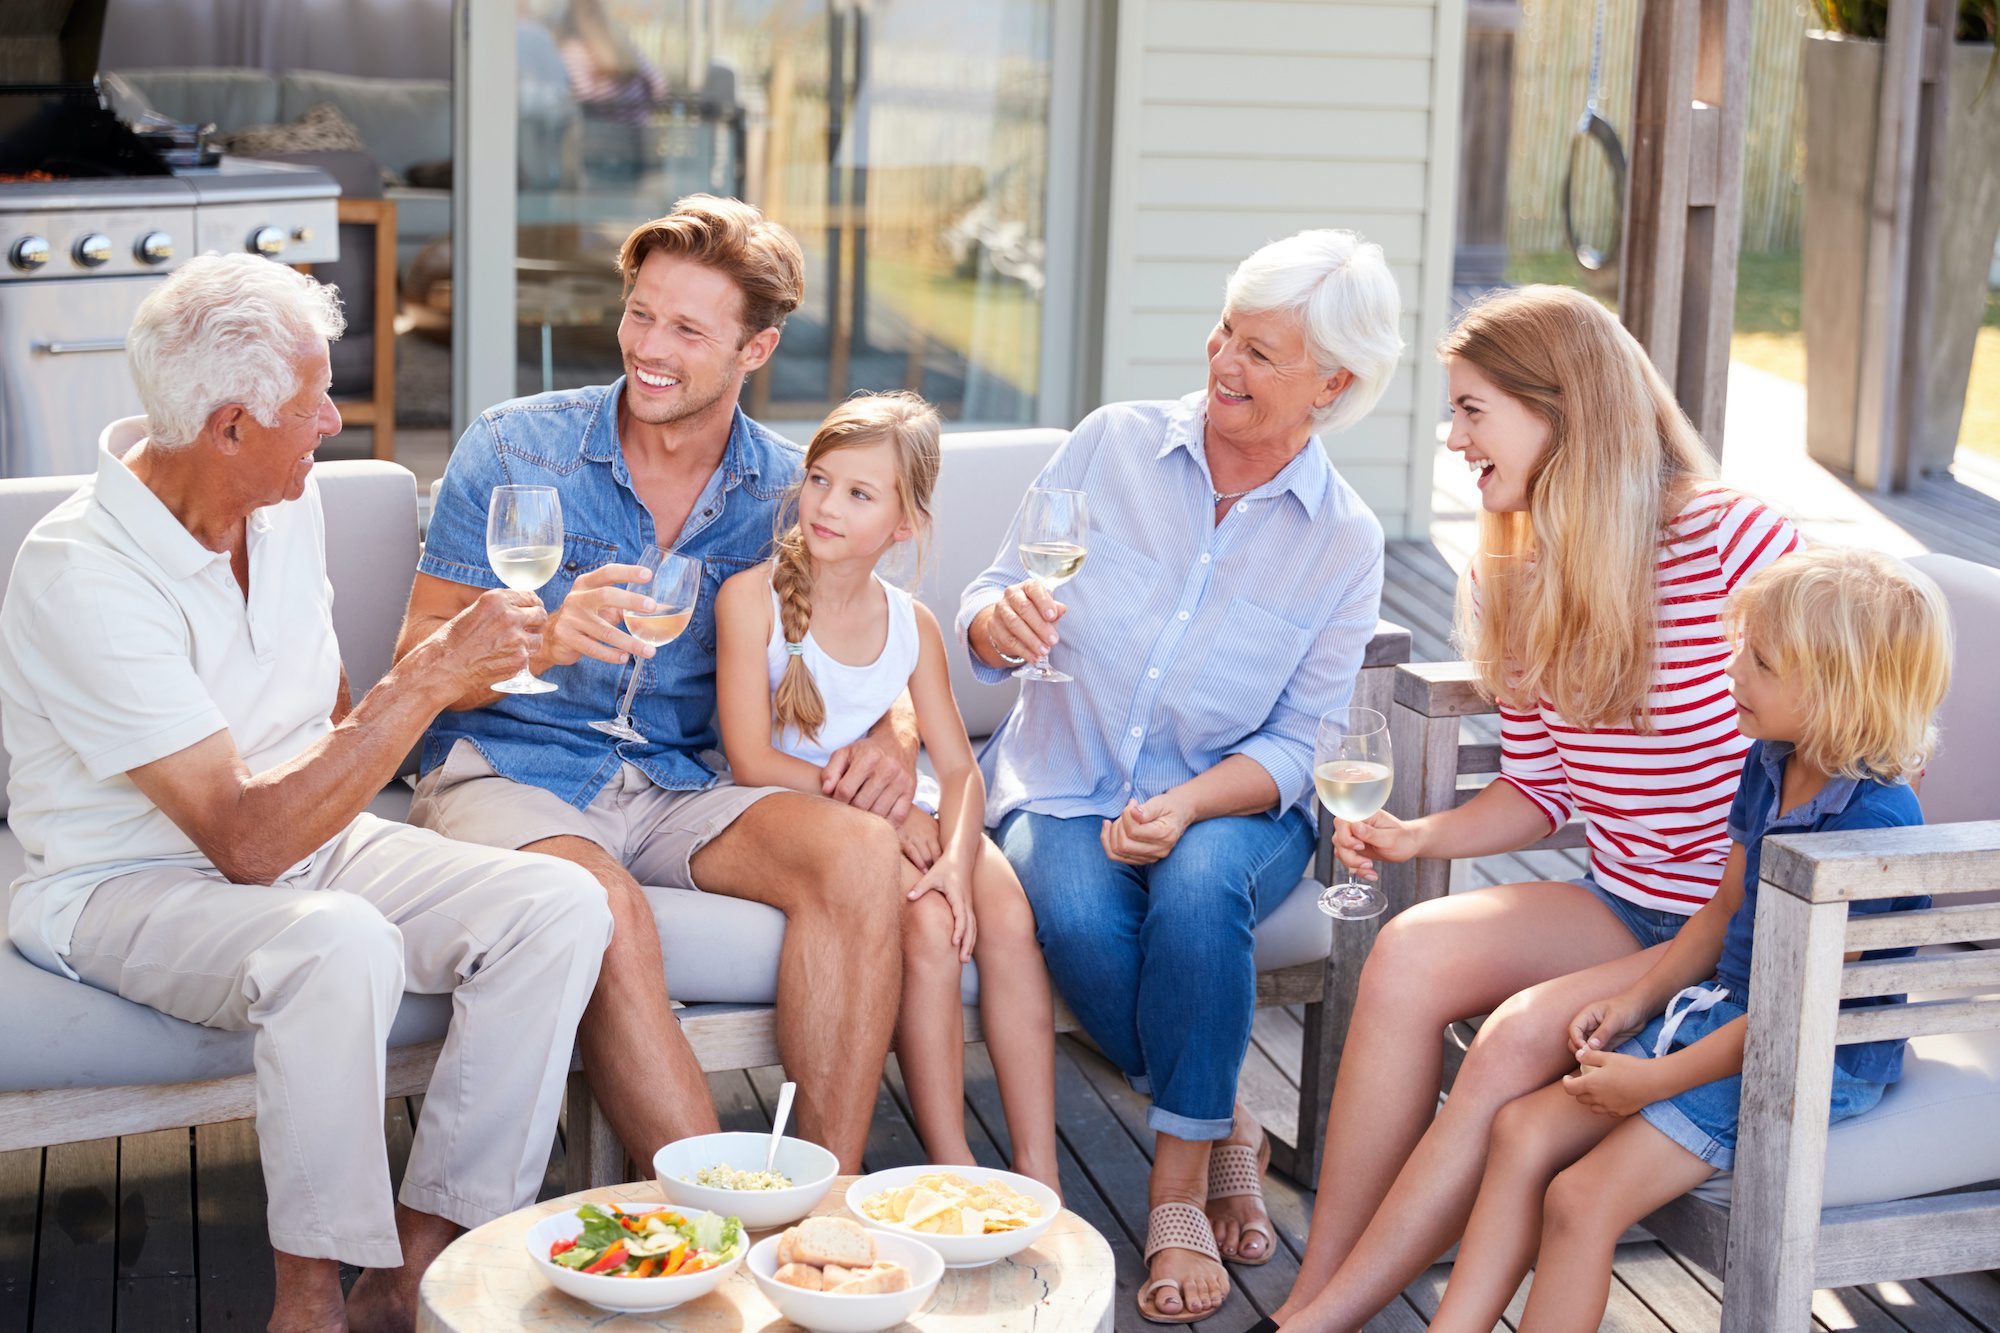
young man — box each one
[0,254,611,1333]
[396,195,912,1172]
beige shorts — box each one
[407,739,785,890]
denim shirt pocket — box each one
[692,551,763,655]
[542,532,621,609]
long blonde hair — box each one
[1725,547,1951,783]
[771,391,941,744]
[1443,285,1717,730]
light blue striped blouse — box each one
[957,392,1386,826]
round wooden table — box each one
[416,1176,1116,1331]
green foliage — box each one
[1809,0,1994,42]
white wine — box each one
[1314,760,1393,821]
[489,543,561,591]
[1020,540,1088,585]
[625,608,693,647]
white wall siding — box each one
[1100,0,1466,539]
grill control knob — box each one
[9,236,49,271]
[290,225,314,244]
[135,231,174,265]
[74,233,113,268]
[249,226,286,258]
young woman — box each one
[1270,285,1803,1331]
[715,391,1059,1190]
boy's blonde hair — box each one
[1441,285,1716,729]
[771,391,941,745]
[1726,546,1953,782]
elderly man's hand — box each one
[542,563,662,669]
[433,588,548,692]
[1101,795,1192,866]
[983,580,1066,664]
[821,736,917,823]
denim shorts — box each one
[1617,993,1887,1170]
[1573,875,1691,950]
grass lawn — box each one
[862,253,1041,400]
[1506,251,2000,463]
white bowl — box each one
[746,1228,945,1332]
[844,1165,1061,1269]
[523,1204,744,1313]
[654,1131,840,1231]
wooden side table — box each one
[416,1176,1115,1331]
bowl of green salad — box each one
[524,1201,745,1312]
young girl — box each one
[714,391,1059,1190]
[1427,546,1952,1333]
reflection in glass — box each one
[516,0,1052,424]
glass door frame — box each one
[449,0,1106,439]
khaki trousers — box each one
[65,814,612,1268]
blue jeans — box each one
[996,805,1316,1139]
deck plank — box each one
[0,1147,39,1330]
[192,1120,273,1332]
[32,1138,115,1332]
[113,1129,196,1332]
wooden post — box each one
[1619,0,1751,457]
[1722,881,1848,1331]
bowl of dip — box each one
[654,1131,839,1231]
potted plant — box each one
[1802,1,1999,480]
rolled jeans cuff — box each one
[1146,1104,1234,1141]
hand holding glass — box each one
[1014,487,1089,684]
[486,485,563,694]
[589,544,701,743]
[1314,707,1394,920]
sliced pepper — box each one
[548,1237,578,1257]
[658,1242,688,1276]
[630,1257,661,1279]
[678,1254,714,1274]
[582,1242,628,1275]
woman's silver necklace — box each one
[1213,485,1256,505]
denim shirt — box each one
[1718,740,1928,1084]
[417,381,801,806]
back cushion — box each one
[107,66,281,133]
[913,429,1067,739]
[278,70,451,180]
[1907,554,2000,826]
[0,462,420,819]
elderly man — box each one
[0,254,612,1333]
[395,194,909,1174]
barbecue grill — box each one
[0,0,339,477]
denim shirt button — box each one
[564,560,579,572]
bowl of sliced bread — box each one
[746,1215,944,1332]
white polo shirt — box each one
[0,419,341,977]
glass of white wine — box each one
[1014,486,1089,684]
[486,484,563,695]
[1314,706,1394,920]
[589,544,701,743]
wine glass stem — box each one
[615,655,644,722]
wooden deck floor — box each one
[6,366,2000,1330]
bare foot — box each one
[343,1268,415,1333]
[1205,1104,1273,1264]
[1143,1242,1229,1320]
[1011,1152,1063,1200]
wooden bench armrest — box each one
[1762,820,2000,903]
[1393,660,1495,718]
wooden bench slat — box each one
[1840,949,2000,998]
[1833,997,2000,1044]
[1844,901,2000,950]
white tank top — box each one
[765,569,941,811]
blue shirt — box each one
[417,381,801,806]
[1719,740,1928,1084]
[957,393,1385,824]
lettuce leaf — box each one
[688,1211,744,1258]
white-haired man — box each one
[0,253,613,1333]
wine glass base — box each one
[492,674,558,695]
[1012,664,1073,683]
[587,718,645,743]
[1317,883,1387,921]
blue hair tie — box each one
[785,641,807,657]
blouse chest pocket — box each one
[1060,525,1159,662]
[1184,598,1316,744]
[539,533,621,608]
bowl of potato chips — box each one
[844,1166,1059,1268]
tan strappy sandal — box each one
[1137,1200,1227,1324]
[1206,1125,1275,1266]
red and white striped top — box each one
[1497,491,1802,914]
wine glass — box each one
[486,484,563,695]
[1314,707,1394,920]
[589,544,702,742]
[1013,487,1089,683]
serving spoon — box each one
[765,1080,796,1175]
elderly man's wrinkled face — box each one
[236,340,340,506]
[1444,356,1549,514]
[1204,306,1346,449]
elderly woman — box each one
[958,230,1402,1324]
